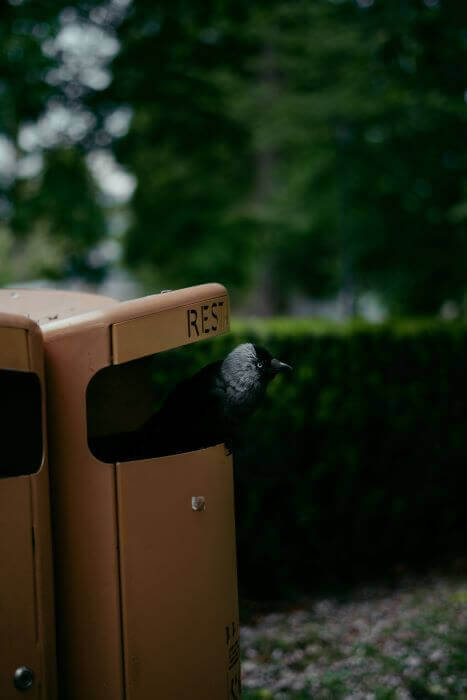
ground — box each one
[241,576,467,699]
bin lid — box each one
[0,283,230,363]
[0,289,117,327]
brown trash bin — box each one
[0,308,57,700]
[3,284,241,700]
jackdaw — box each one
[90,343,292,462]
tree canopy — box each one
[1,0,467,314]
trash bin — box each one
[17,283,240,700]
[0,307,57,700]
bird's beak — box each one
[271,358,293,373]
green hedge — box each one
[152,319,467,599]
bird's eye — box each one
[257,361,263,369]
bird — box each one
[90,343,292,462]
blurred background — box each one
[2,0,467,697]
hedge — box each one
[150,318,467,599]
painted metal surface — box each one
[0,288,116,326]
[0,477,40,700]
[36,284,239,699]
[0,327,29,371]
[0,315,57,700]
[112,292,229,363]
[44,326,124,700]
[116,446,240,699]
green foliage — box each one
[0,1,57,139]
[103,0,467,313]
[151,318,467,598]
[242,0,467,312]
[0,0,111,281]
[101,0,259,294]
[11,147,107,280]
[2,0,467,311]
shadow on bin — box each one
[7,284,240,700]
[0,309,57,700]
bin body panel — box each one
[44,328,124,700]
[116,445,240,700]
[0,327,30,370]
[0,478,40,700]
[30,464,57,698]
[0,316,57,700]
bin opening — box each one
[86,341,228,463]
[0,369,43,477]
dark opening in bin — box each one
[86,339,229,463]
[0,369,43,478]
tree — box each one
[2,0,467,314]
[1,0,110,282]
[98,0,261,296]
[241,0,467,314]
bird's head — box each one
[252,345,293,380]
[222,343,292,388]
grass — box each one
[240,576,467,699]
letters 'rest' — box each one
[187,300,225,339]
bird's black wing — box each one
[137,360,228,458]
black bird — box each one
[90,343,292,462]
[140,342,292,458]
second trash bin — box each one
[0,307,57,700]
[18,283,240,700]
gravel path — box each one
[241,577,467,699]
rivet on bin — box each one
[192,496,206,512]
[13,666,34,691]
